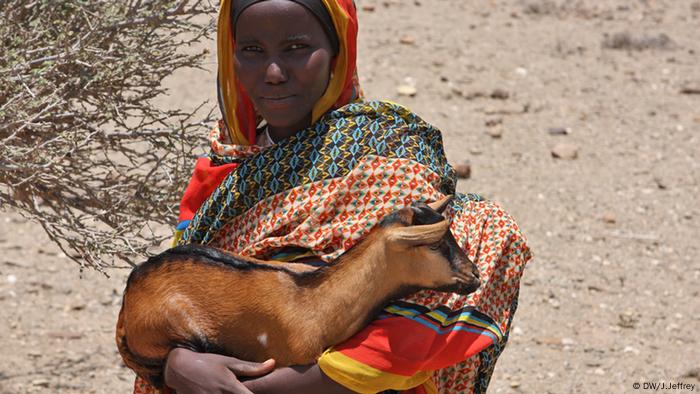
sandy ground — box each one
[1,0,699,393]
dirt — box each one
[1,0,699,393]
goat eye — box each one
[429,243,441,251]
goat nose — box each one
[471,265,480,279]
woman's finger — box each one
[226,378,256,394]
[227,358,276,377]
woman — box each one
[133,0,531,393]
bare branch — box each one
[0,0,218,272]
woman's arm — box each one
[242,364,355,394]
[164,348,354,394]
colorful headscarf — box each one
[217,0,362,145]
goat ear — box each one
[387,220,450,247]
[427,195,453,214]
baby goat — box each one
[116,195,480,388]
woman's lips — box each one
[259,95,296,109]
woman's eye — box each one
[288,43,308,50]
[242,45,263,53]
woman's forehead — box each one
[235,1,325,38]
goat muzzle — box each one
[451,256,480,295]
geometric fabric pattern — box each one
[134,101,531,394]
[180,101,456,249]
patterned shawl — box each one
[181,101,455,259]
[173,101,531,394]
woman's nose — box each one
[264,61,287,84]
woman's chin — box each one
[259,111,312,137]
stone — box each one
[653,176,668,190]
[482,104,527,115]
[680,85,700,95]
[454,161,471,179]
[535,336,564,346]
[48,331,84,340]
[490,88,509,100]
[602,212,616,224]
[548,126,571,135]
[486,127,503,139]
[396,85,417,97]
[623,346,640,355]
[485,118,503,128]
[32,379,50,388]
[551,143,579,159]
[399,35,416,45]
[682,367,700,378]
[617,312,638,328]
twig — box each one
[605,230,660,242]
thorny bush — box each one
[0,0,218,272]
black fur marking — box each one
[126,244,325,289]
[127,201,451,290]
[411,203,447,225]
[119,325,223,388]
[378,201,448,228]
[378,210,410,227]
[118,334,167,388]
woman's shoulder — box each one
[331,99,410,114]
[321,99,433,130]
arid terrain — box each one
[1,0,699,393]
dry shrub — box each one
[522,0,613,20]
[602,32,674,51]
[522,0,559,15]
[0,0,218,273]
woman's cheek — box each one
[305,49,332,92]
[234,56,256,91]
[233,54,243,75]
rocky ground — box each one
[1,0,699,393]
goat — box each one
[115,195,480,388]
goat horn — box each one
[427,195,454,214]
[388,220,450,246]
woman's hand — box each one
[164,348,276,394]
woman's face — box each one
[234,0,334,138]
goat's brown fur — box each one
[116,196,479,388]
